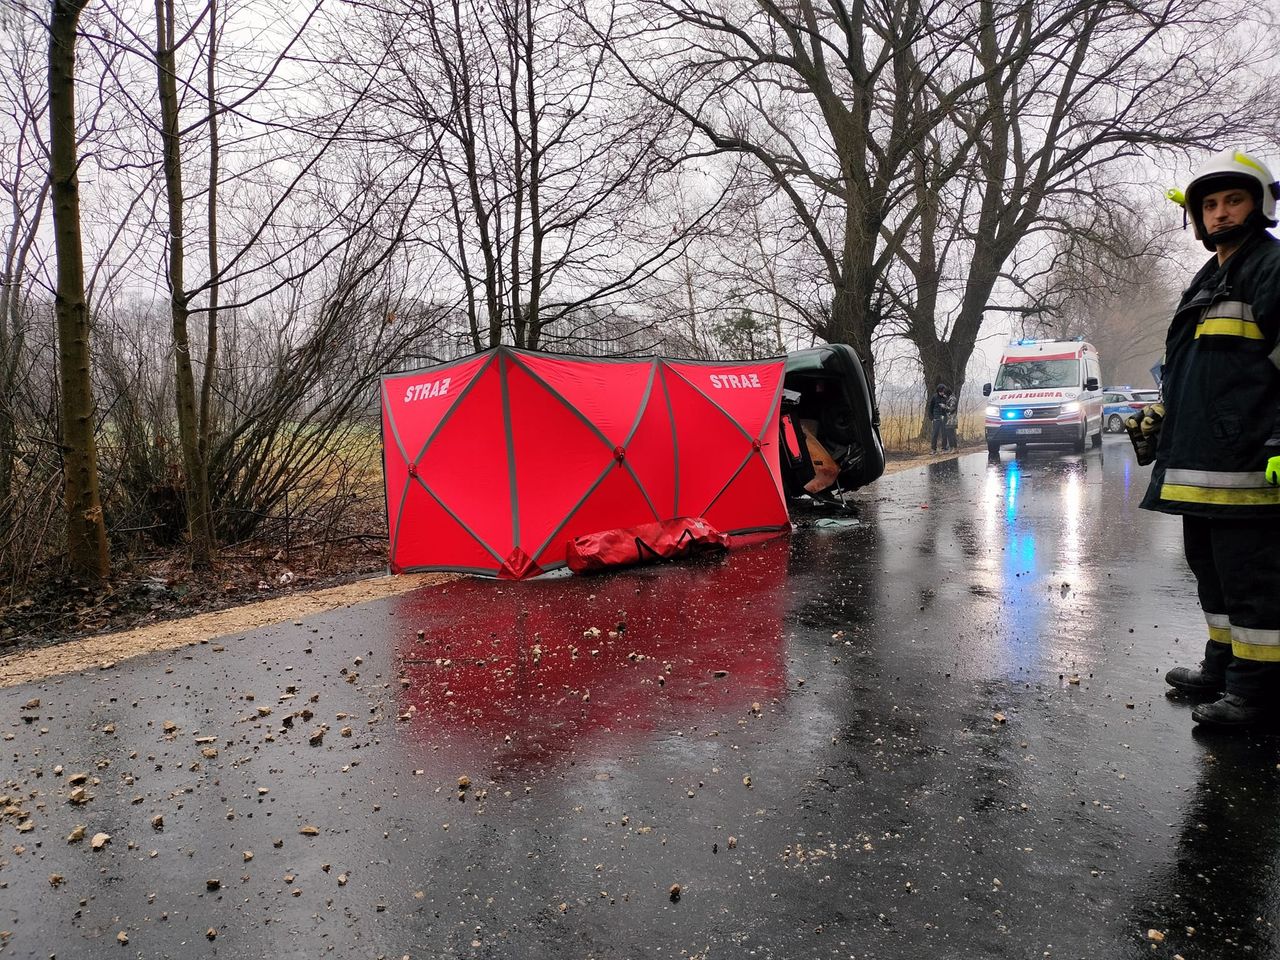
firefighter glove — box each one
[1267,455,1280,486]
[1125,403,1165,437]
[1125,403,1165,467]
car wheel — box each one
[1107,413,1124,433]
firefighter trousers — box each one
[1184,515,1280,698]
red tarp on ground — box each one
[565,517,730,574]
[380,346,789,577]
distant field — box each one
[878,411,983,454]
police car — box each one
[1101,387,1161,433]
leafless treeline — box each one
[1,0,1276,584]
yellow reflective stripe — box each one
[1160,483,1280,506]
[1233,640,1280,662]
[1208,626,1232,644]
[1194,317,1265,339]
[1234,151,1269,176]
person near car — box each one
[927,383,950,453]
[1138,147,1280,730]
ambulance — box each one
[982,338,1105,455]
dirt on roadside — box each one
[0,572,453,689]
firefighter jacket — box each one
[1141,230,1280,517]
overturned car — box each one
[778,344,885,505]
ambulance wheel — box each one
[1090,427,1102,448]
[1015,442,1028,457]
[1107,413,1124,433]
[1072,436,1086,453]
[987,441,1002,457]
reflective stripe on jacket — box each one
[1141,232,1280,518]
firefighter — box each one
[1137,147,1280,729]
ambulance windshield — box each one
[993,359,1079,390]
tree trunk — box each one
[155,0,214,567]
[829,281,876,401]
[0,179,43,530]
[199,0,220,543]
[49,0,110,580]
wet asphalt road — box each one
[3,435,1278,960]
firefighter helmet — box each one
[1183,148,1280,249]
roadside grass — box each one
[879,412,983,455]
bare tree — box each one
[151,0,216,565]
[614,0,1034,390]
[1024,216,1175,388]
[328,0,716,352]
[0,10,49,525]
[84,0,400,565]
[620,0,1279,399]
[887,0,1278,400]
[49,0,110,579]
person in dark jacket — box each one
[943,389,959,452]
[927,383,950,453]
[1138,147,1280,730]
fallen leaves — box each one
[90,832,111,850]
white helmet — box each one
[1183,148,1280,249]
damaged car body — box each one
[778,344,885,507]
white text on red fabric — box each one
[709,373,762,389]
[403,378,452,403]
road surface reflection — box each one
[392,538,791,775]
